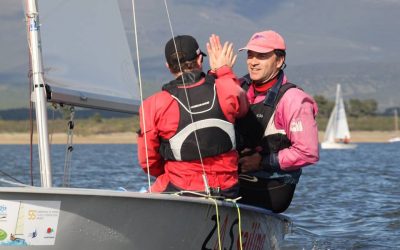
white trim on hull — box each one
[320,142,357,149]
[0,187,290,249]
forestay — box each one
[37,0,140,113]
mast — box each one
[26,0,52,187]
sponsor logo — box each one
[239,174,258,182]
[29,229,37,239]
[290,120,303,132]
[252,34,265,40]
[0,205,6,213]
[0,205,7,221]
[44,227,55,239]
[0,229,7,241]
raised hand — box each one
[206,34,237,71]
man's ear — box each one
[166,62,174,73]
[276,56,285,69]
[197,55,203,67]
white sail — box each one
[323,103,336,142]
[334,84,351,140]
[321,84,356,149]
[389,109,400,142]
[37,0,140,113]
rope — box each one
[231,200,243,250]
[209,198,222,250]
[0,178,31,187]
[63,106,75,187]
[0,171,24,185]
[168,190,244,250]
[130,0,152,192]
[163,0,210,195]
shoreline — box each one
[0,131,398,144]
[0,132,138,145]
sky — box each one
[0,0,399,93]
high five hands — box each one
[206,34,237,71]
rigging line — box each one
[227,199,243,250]
[25,9,34,186]
[0,178,30,187]
[63,106,75,187]
[0,170,24,185]
[130,0,152,192]
[209,198,222,250]
[163,0,210,195]
[49,106,56,145]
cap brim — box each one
[200,51,207,57]
[238,45,274,53]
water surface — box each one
[0,143,398,249]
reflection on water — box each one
[0,143,399,249]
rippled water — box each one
[0,143,399,249]
[283,143,400,249]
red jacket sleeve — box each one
[213,66,249,122]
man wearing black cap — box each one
[137,35,248,197]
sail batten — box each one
[38,0,139,113]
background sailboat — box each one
[388,109,400,143]
[321,84,357,149]
[0,0,290,248]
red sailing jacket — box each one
[137,66,249,192]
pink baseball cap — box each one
[239,30,286,53]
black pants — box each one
[238,177,296,213]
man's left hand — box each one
[238,151,262,173]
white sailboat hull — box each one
[0,187,290,249]
[388,137,400,143]
[321,141,358,149]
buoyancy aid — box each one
[236,71,296,154]
[159,71,236,161]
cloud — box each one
[1,0,400,83]
[0,1,27,85]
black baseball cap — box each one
[165,35,206,65]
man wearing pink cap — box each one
[235,30,319,213]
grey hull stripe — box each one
[169,118,236,161]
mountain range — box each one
[1,0,399,111]
[1,61,399,112]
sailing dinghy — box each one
[321,84,357,149]
[0,0,291,249]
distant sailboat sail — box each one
[321,84,357,149]
[388,109,400,143]
[38,0,140,113]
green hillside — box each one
[0,115,396,134]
